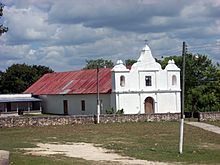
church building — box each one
[111,44,181,114]
[24,44,181,115]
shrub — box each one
[106,107,115,114]
[116,109,124,115]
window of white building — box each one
[120,75,125,87]
[172,75,177,86]
[145,76,152,86]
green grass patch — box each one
[0,121,220,164]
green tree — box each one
[188,85,220,112]
[32,65,53,78]
[125,59,137,67]
[156,56,181,69]
[83,58,137,70]
[0,64,53,94]
[83,58,114,69]
[187,68,220,112]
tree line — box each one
[0,52,219,112]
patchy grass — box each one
[0,121,220,164]
[204,120,220,127]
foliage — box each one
[105,107,115,114]
[105,107,124,114]
[83,58,114,69]
[125,59,137,67]
[156,56,182,69]
[115,108,124,114]
[158,53,220,112]
[0,63,53,94]
[83,58,137,70]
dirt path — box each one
[21,142,176,165]
[186,122,220,134]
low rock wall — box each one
[100,113,180,123]
[0,115,94,128]
[0,112,219,128]
[199,112,220,121]
[0,113,180,128]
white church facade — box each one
[111,44,181,114]
[24,44,181,115]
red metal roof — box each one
[24,68,112,95]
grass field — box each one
[0,121,220,164]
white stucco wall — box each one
[115,93,141,114]
[40,94,111,115]
[112,91,181,114]
[157,92,181,113]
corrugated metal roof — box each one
[24,68,112,95]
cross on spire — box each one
[144,39,148,45]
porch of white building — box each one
[0,94,42,117]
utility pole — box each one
[179,41,186,154]
[96,64,100,124]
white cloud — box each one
[3,6,56,44]
[50,24,113,46]
[0,44,32,70]
[0,0,219,72]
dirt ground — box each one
[21,142,175,165]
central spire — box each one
[131,44,162,71]
[137,44,156,63]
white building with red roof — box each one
[24,44,181,115]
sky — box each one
[0,0,220,72]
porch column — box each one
[4,103,7,112]
[16,103,18,112]
[28,102,30,112]
[39,102,42,112]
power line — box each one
[160,42,220,56]
[187,41,220,48]
[187,42,220,52]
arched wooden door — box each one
[144,97,154,114]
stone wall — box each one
[0,115,94,128]
[100,113,180,123]
[0,113,180,128]
[199,112,220,121]
[0,112,219,128]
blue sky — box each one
[0,0,220,71]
